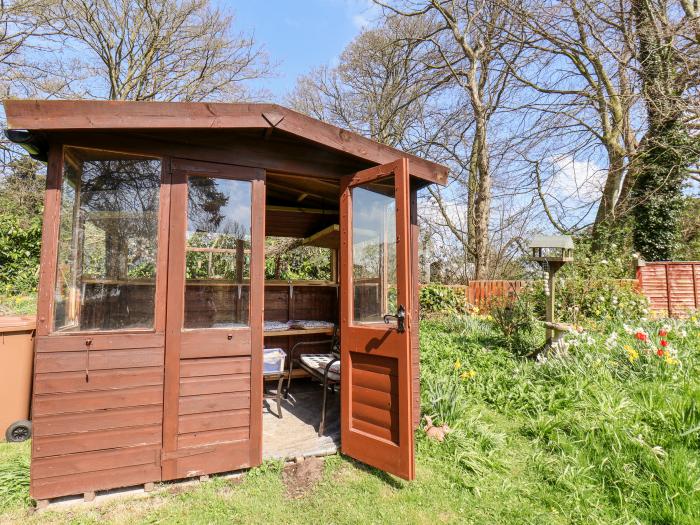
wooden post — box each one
[546,273,555,344]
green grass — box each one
[0,315,698,524]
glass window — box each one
[351,176,397,324]
[53,148,161,332]
[184,176,252,329]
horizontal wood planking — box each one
[35,347,164,373]
[352,417,395,443]
[34,367,163,394]
[179,374,250,396]
[178,409,250,434]
[32,405,163,437]
[33,385,163,416]
[32,463,161,500]
[170,440,251,479]
[350,352,399,444]
[34,425,161,458]
[31,338,165,500]
[178,392,250,415]
[35,333,164,352]
[32,445,160,480]
[178,427,249,449]
[180,330,251,358]
[180,356,251,377]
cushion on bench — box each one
[299,354,340,381]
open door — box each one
[339,158,415,480]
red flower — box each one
[635,332,647,342]
[658,330,668,337]
[660,339,669,347]
[657,349,664,357]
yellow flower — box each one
[665,356,679,365]
[454,360,462,370]
[624,344,639,363]
[461,369,476,380]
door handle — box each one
[383,304,406,333]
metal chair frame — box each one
[285,329,339,436]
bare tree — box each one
[375,0,527,279]
[504,0,643,244]
[288,14,446,150]
[44,0,271,101]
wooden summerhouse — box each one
[3,100,448,503]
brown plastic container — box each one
[0,315,35,441]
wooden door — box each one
[339,158,415,480]
[162,159,265,480]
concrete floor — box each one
[263,379,340,460]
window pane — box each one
[54,148,160,332]
[352,177,397,324]
[184,176,252,329]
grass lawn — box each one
[0,315,698,524]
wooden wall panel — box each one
[176,356,251,447]
[30,337,164,500]
[264,287,290,321]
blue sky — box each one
[228,0,380,100]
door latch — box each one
[383,304,406,333]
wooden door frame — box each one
[339,158,415,480]
[161,159,265,478]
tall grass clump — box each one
[0,447,31,512]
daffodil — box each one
[461,369,476,380]
[623,344,639,363]
[454,360,461,370]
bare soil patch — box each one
[282,457,324,499]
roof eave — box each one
[3,100,449,186]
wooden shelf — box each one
[302,224,339,249]
[264,327,334,337]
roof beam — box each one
[3,100,449,186]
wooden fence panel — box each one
[424,265,699,318]
[466,280,526,310]
[638,262,700,317]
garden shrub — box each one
[490,293,541,355]
[419,284,467,315]
[0,213,42,296]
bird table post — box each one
[529,235,575,346]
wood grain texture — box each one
[35,142,63,337]
[32,464,161,500]
[4,100,448,185]
[34,367,163,394]
[340,159,415,481]
[33,425,162,458]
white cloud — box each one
[547,155,606,202]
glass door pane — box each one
[351,176,397,325]
[184,176,252,329]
